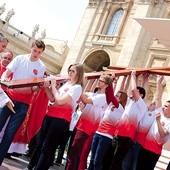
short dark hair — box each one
[118,91,128,108]
[32,39,45,51]
[0,33,8,42]
[137,86,146,99]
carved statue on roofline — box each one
[5,8,15,22]
[0,3,6,16]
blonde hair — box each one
[100,74,113,86]
[68,63,84,86]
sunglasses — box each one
[98,79,106,84]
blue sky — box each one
[1,0,88,44]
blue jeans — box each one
[0,100,29,165]
[88,133,112,170]
[102,136,118,170]
[122,142,141,170]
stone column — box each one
[116,1,154,66]
[95,4,110,38]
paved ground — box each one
[0,155,65,170]
[0,150,169,170]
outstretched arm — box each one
[131,70,140,101]
[142,73,150,102]
[156,112,169,138]
[112,76,119,90]
[155,75,164,109]
[80,93,93,104]
[84,79,95,92]
[124,74,131,95]
[119,76,127,92]
[114,75,128,94]
[142,73,150,93]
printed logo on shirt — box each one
[33,69,38,75]
[148,112,152,116]
[161,122,165,126]
[64,88,69,92]
[111,106,116,111]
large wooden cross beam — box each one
[1,66,170,88]
[105,66,170,76]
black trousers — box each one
[102,136,133,170]
[136,146,160,170]
[167,162,170,170]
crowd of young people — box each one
[0,32,170,170]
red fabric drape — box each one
[13,88,49,143]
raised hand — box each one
[6,100,15,113]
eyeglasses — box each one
[115,94,121,98]
[98,79,106,84]
[68,69,76,73]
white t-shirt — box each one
[135,107,162,145]
[117,97,148,140]
[144,108,170,154]
[6,54,46,104]
[96,103,124,139]
[80,92,107,122]
[7,54,46,80]
[77,92,107,135]
[58,82,82,112]
[47,82,82,122]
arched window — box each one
[106,9,124,35]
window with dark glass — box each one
[106,9,124,35]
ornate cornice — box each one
[88,0,102,7]
[138,0,165,5]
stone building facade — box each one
[1,0,170,168]
[61,0,170,103]
[1,0,170,115]
[1,0,170,101]
[0,19,69,75]
[61,0,170,157]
